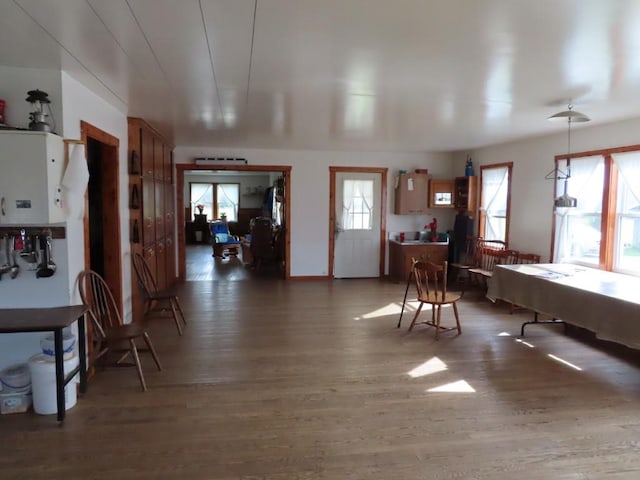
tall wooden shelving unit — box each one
[128,117,176,323]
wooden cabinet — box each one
[429,179,454,208]
[388,241,449,282]
[453,176,478,213]
[128,117,176,323]
[394,172,429,214]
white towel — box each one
[61,143,89,220]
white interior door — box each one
[333,172,382,278]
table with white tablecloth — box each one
[487,263,640,348]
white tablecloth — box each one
[487,264,640,349]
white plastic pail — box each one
[28,354,79,415]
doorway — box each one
[329,167,387,278]
[176,164,291,281]
[80,121,122,312]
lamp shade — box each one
[548,108,590,123]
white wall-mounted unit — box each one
[0,130,65,224]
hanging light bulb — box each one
[547,104,590,208]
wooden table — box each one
[0,305,88,422]
[487,264,640,347]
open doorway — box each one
[175,164,291,281]
[80,121,122,312]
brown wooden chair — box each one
[132,252,186,336]
[408,260,462,340]
[77,270,162,392]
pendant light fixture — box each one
[546,104,590,208]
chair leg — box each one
[129,339,147,392]
[435,306,442,340]
[143,332,162,371]
[452,302,461,335]
[408,303,423,331]
[173,297,187,325]
[170,301,184,336]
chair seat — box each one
[418,291,462,305]
[469,267,493,278]
[104,322,149,341]
[215,233,240,245]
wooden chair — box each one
[408,260,462,340]
[210,220,241,257]
[132,252,186,336]
[467,239,507,294]
[77,270,162,392]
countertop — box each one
[389,239,449,246]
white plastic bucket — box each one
[40,332,76,360]
[0,363,31,393]
[28,354,78,415]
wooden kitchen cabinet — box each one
[394,172,429,214]
[128,117,176,323]
[388,241,449,282]
[429,179,454,208]
[453,176,478,213]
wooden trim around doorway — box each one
[175,163,292,281]
[328,166,388,278]
[80,121,122,313]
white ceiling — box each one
[3,0,640,152]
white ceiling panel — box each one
[3,0,640,151]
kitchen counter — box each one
[389,239,449,246]
[388,240,449,282]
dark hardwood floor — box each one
[2,276,640,479]
[186,243,280,281]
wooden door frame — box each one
[328,166,388,278]
[175,163,292,281]
[80,121,122,313]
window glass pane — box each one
[342,179,373,230]
[217,184,239,221]
[553,156,603,265]
[190,183,213,220]
[481,166,509,241]
[613,151,640,273]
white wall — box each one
[0,69,128,370]
[464,117,640,261]
[60,72,129,318]
[175,147,456,276]
[0,66,63,132]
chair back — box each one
[498,249,520,265]
[210,221,238,244]
[413,260,448,303]
[517,252,541,264]
[77,270,123,339]
[132,252,159,299]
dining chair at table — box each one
[408,260,462,340]
[77,270,162,392]
[132,252,186,336]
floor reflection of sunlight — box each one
[498,332,511,336]
[513,338,583,371]
[427,380,476,393]
[407,356,447,378]
[354,300,432,321]
[548,354,582,371]
[515,338,535,348]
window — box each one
[553,156,603,266]
[551,144,640,276]
[190,182,239,221]
[479,163,512,243]
[341,179,374,230]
